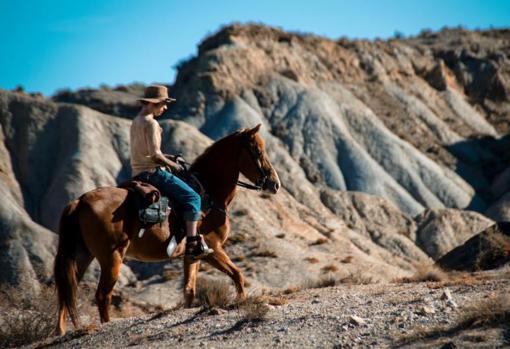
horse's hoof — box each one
[236,293,247,302]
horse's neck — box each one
[192,142,240,208]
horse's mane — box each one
[191,128,248,168]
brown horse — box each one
[54,124,280,335]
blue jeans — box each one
[147,167,202,221]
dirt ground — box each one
[33,268,509,349]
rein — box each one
[177,139,268,192]
[236,180,262,191]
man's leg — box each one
[186,220,198,237]
[149,168,212,259]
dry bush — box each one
[196,277,234,309]
[257,293,288,306]
[397,293,510,346]
[283,285,301,294]
[240,302,270,321]
[199,263,213,273]
[309,237,328,246]
[0,285,56,348]
[225,232,248,245]
[232,208,249,217]
[341,255,353,263]
[474,233,510,270]
[304,257,320,264]
[337,272,374,285]
[303,273,337,289]
[398,264,448,283]
[456,293,510,328]
[232,255,246,262]
[162,269,180,281]
[251,249,278,258]
[236,293,284,321]
[321,264,339,273]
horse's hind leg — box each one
[203,242,246,301]
[183,259,200,307]
[96,250,123,323]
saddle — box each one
[117,178,188,255]
[117,180,170,225]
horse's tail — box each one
[54,199,83,328]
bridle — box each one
[178,136,270,192]
[236,139,269,191]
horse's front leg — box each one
[183,259,200,307]
[203,238,246,301]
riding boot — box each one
[185,235,213,260]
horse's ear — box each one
[246,124,262,137]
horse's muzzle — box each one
[265,179,280,194]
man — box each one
[130,84,213,259]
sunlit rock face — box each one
[1,25,509,293]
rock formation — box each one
[1,24,509,293]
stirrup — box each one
[185,235,213,260]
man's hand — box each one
[151,153,184,173]
[167,161,184,173]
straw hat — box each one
[138,85,176,104]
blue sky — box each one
[1,0,509,96]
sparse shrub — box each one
[397,293,510,346]
[474,232,510,271]
[232,255,246,262]
[419,28,434,37]
[251,249,277,258]
[283,285,301,294]
[321,264,339,273]
[304,274,337,289]
[226,233,248,245]
[162,269,180,281]
[199,263,213,273]
[0,285,56,348]
[341,256,353,264]
[236,293,284,322]
[337,272,374,285]
[196,277,234,309]
[456,293,510,328]
[240,302,270,321]
[232,208,248,217]
[310,237,328,246]
[398,264,448,283]
[256,293,288,306]
[305,257,320,264]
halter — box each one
[236,139,269,191]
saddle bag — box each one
[139,196,171,225]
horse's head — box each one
[238,124,281,194]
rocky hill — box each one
[0,24,510,346]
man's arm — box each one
[146,121,183,172]
[151,153,183,172]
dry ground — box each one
[19,267,509,349]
